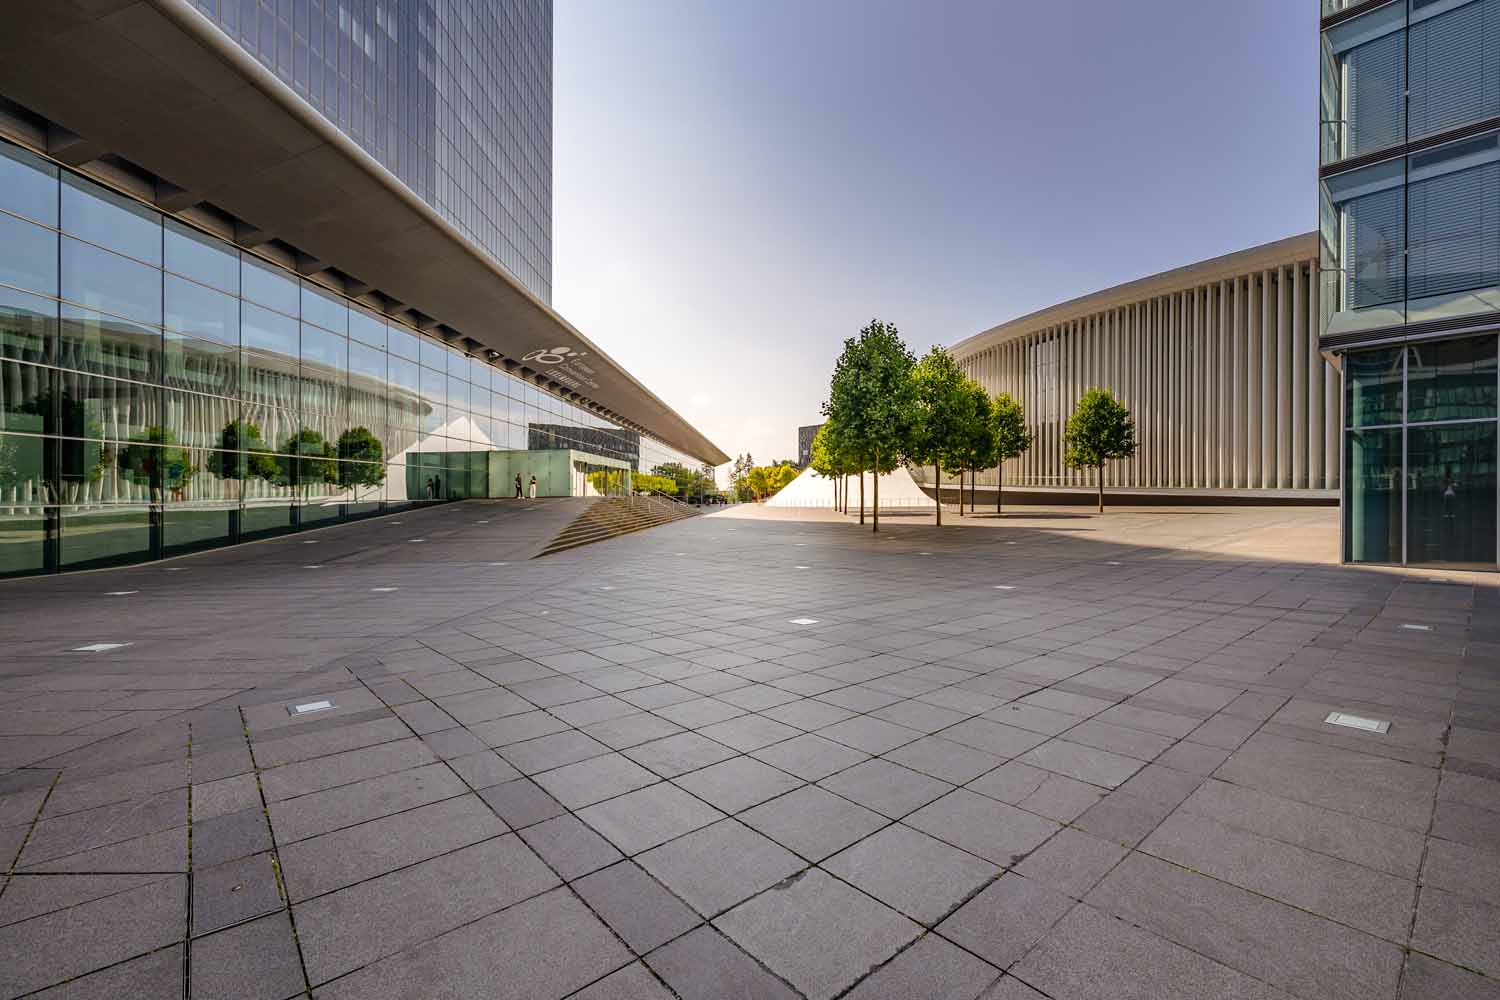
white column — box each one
[1292,263,1308,489]
[1230,278,1243,488]
[1277,265,1293,489]
[1308,260,1325,489]
[1217,280,1230,489]
[1247,274,1261,489]
[1261,268,1276,489]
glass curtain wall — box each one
[1320,0,1500,338]
[1345,335,1499,565]
[0,138,699,578]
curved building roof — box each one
[951,232,1317,360]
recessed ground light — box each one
[488,561,509,566]
[104,591,138,596]
[1399,624,1433,632]
[477,520,490,524]
[788,618,820,625]
[301,540,319,544]
[391,521,403,524]
[1324,711,1390,734]
[370,587,399,592]
[164,567,185,572]
[304,565,324,569]
[601,586,615,590]
[675,552,686,556]
[794,565,811,570]
[288,699,334,716]
[409,538,426,542]
[919,552,932,556]
[539,610,550,615]
[1106,561,1123,566]
[72,642,130,652]
[992,585,1016,590]
[1005,541,1017,545]
[794,542,806,546]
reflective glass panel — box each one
[0,212,59,297]
[301,282,347,333]
[165,274,239,346]
[1347,346,1405,426]
[164,219,238,294]
[59,371,160,443]
[60,505,152,569]
[241,303,298,356]
[419,336,447,372]
[60,174,161,265]
[61,238,162,326]
[349,307,385,348]
[0,142,58,226]
[387,325,419,361]
[1407,422,1498,565]
[164,331,238,398]
[0,285,57,365]
[1407,336,1499,422]
[241,256,299,315]
[0,360,53,435]
[1345,427,1403,562]
[57,304,160,383]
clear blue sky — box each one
[552,0,1316,471]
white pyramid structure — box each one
[765,465,935,510]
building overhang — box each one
[0,0,729,466]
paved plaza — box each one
[0,501,1497,999]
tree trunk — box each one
[934,464,941,527]
[996,462,1003,515]
[872,451,880,533]
[969,468,976,513]
[858,470,865,525]
[1097,464,1105,513]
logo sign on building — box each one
[522,346,601,391]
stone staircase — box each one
[535,494,700,557]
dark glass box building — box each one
[1320,0,1500,567]
[0,1,724,578]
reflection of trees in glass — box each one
[279,428,337,486]
[587,469,626,494]
[633,472,677,495]
[336,427,386,499]
[117,427,198,497]
[211,420,278,481]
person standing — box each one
[514,473,523,499]
[529,475,538,499]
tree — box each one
[212,421,279,482]
[116,427,198,499]
[990,392,1032,515]
[823,319,917,532]
[769,463,799,495]
[744,466,771,500]
[954,381,997,514]
[908,347,972,526]
[808,421,850,512]
[336,427,387,499]
[280,428,337,489]
[1064,388,1137,513]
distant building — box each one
[797,423,824,467]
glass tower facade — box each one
[188,0,553,302]
[0,139,697,578]
[1321,0,1500,566]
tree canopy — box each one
[989,392,1033,513]
[1064,388,1137,512]
[823,319,917,530]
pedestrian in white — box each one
[529,475,538,499]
